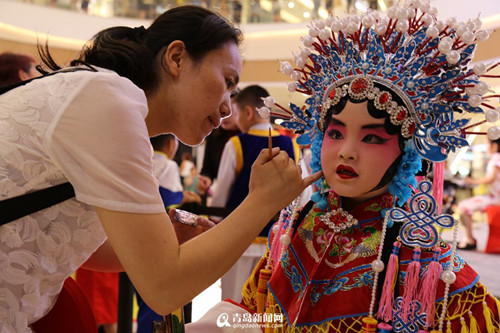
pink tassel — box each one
[401,247,421,322]
[269,220,287,270]
[418,247,443,328]
[377,241,401,323]
[433,162,444,215]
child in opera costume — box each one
[189,1,500,332]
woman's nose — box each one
[220,95,232,119]
[220,104,231,119]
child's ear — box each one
[244,105,255,120]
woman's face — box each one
[150,41,242,145]
[321,101,401,203]
[221,100,240,131]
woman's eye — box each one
[226,79,234,89]
[362,134,389,144]
[326,129,343,140]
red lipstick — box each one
[336,165,358,179]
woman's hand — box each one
[248,147,322,216]
[169,209,215,244]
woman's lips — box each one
[209,115,221,129]
[336,165,358,179]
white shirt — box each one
[153,151,184,205]
[0,68,165,332]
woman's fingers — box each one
[258,147,281,163]
[303,171,323,188]
[248,148,318,212]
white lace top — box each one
[0,68,165,332]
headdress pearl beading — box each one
[437,219,459,332]
[368,210,390,318]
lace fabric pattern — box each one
[0,73,107,332]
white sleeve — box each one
[45,73,165,214]
[210,140,236,208]
[157,160,184,193]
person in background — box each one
[152,134,202,206]
[200,88,241,205]
[179,152,195,181]
[0,6,319,332]
[200,89,241,183]
[456,138,500,250]
[211,85,299,301]
[0,52,40,86]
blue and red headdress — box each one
[258,1,499,164]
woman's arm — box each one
[96,148,321,315]
[80,239,124,272]
[81,209,215,271]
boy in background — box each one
[211,85,298,301]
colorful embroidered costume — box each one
[242,191,500,332]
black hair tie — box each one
[132,26,146,40]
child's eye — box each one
[362,134,389,144]
[326,129,343,140]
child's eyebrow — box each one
[361,124,386,130]
[329,119,345,126]
[330,118,386,131]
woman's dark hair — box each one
[323,84,407,192]
[38,5,243,94]
[0,52,37,87]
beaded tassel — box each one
[377,241,401,322]
[468,311,479,333]
[460,316,468,333]
[418,246,443,328]
[446,321,452,333]
[401,247,421,322]
[483,301,494,329]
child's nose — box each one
[338,142,358,160]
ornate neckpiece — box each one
[319,208,359,233]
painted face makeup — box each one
[320,101,401,204]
